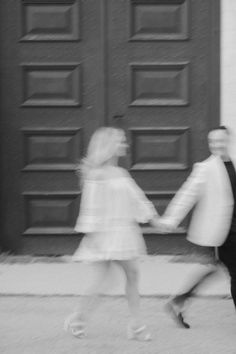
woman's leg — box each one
[116,259,140,327]
[66,261,111,328]
[116,259,151,340]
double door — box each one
[0,0,219,254]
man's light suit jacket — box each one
[163,155,235,247]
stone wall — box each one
[221,0,236,157]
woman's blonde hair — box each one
[78,127,125,184]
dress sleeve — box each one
[74,178,103,233]
[126,174,159,223]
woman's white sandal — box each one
[127,324,151,341]
[64,316,85,338]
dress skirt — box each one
[72,224,146,262]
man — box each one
[160,126,236,328]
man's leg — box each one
[230,272,236,308]
[167,247,218,328]
[218,239,236,310]
[173,263,217,304]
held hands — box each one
[151,217,176,234]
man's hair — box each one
[210,125,230,135]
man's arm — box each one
[161,162,205,230]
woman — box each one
[64,127,160,341]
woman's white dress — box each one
[73,166,157,261]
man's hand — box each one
[153,217,176,233]
[150,217,176,233]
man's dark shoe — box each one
[165,301,190,329]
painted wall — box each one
[221,0,236,157]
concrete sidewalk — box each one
[1,297,236,354]
[0,256,231,297]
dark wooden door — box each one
[106,0,219,252]
[0,0,106,254]
[0,0,219,255]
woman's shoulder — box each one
[85,166,129,181]
[105,166,130,179]
[86,168,105,181]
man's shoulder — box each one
[189,157,212,178]
[191,157,209,170]
[197,156,213,164]
[194,155,216,168]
